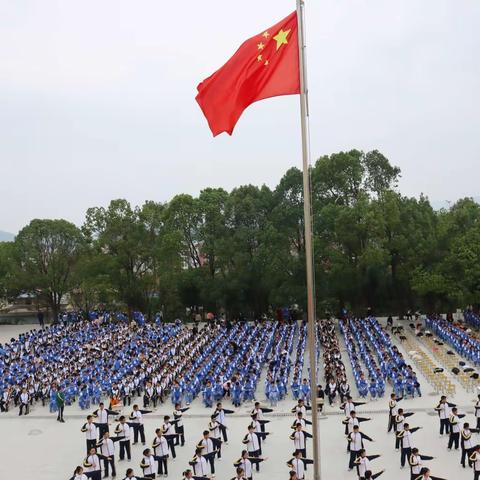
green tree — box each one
[14,219,84,320]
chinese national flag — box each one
[196,11,300,136]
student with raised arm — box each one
[414,467,447,480]
[347,425,374,471]
[173,403,190,447]
[290,422,313,459]
[115,415,132,462]
[291,411,312,431]
[123,467,150,480]
[161,414,180,459]
[197,429,222,474]
[213,401,234,443]
[83,446,111,480]
[388,393,402,433]
[470,444,480,479]
[460,422,479,468]
[234,449,267,480]
[448,406,466,450]
[243,424,270,472]
[152,428,170,477]
[341,395,366,417]
[96,431,119,478]
[363,470,385,480]
[286,450,313,480]
[434,395,455,435]
[353,449,381,479]
[81,415,98,454]
[409,448,434,480]
[396,423,422,468]
[129,404,152,445]
[70,466,88,480]
[182,468,208,480]
[343,410,371,435]
[93,402,120,438]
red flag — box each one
[196,11,300,136]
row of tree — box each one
[0,149,478,321]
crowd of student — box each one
[317,318,350,406]
[339,317,421,399]
[426,316,480,366]
[0,317,312,415]
[7,313,480,479]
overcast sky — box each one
[1,0,479,233]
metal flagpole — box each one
[296,1,321,480]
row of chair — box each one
[398,330,456,396]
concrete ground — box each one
[0,321,478,480]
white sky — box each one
[1,0,479,233]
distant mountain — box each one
[0,230,15,241]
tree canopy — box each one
[1,149,478,319]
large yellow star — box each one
[273,28,291,51]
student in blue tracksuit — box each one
[171,381,182,406]
[203,381,213,408]
[291,377,300,400]
[231,381,243,408]
[300,379,310,406]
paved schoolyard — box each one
[0,322,478,480]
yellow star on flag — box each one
[262,31,270,38]
[264,60,269,66]
[257,54,262,62]
[257,42,265,50]
[273,28,291,50]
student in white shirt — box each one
[140,448,156,479]
[286,450,313,480]
[291,411,312,431]
[289,423,313,459]
[415,466,447,480]
[83,447,109,480]
[124,468,149,480]
[81,415,98,454]
[189,448,211,477]
[243,425,270,472]
[234,449,267,480]
[161,415,178,459]
[152,428,170,476]
[70,465,88,480]
[396,423,422,468]
[353,449,381,479]
[363,470,385,480]
[409,447,434,480]
[448,407,465,450]
[388,393,402,432]
[19,388,29,416]
[123,467,151,480]
[214,401,235,443]
[129,404,151,445]
[434,396,455,435]
[461,422,479,468]
[182,468,208,480]
[115,416,132,461]
[173,403,190,447]
[474,394,480,430]
[470,444,480,480]
[97,431,117,478]
[341,396,366,418]
[93,402,119,439]
[196,430,221,474]
[347,425,374,470]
